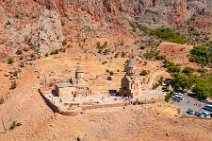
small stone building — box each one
[55,66,86,97]
[119,59,141,98]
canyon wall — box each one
[0,0,211,56]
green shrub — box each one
[197,68,208,74]
[10,81,17,90]
[30,54,36,60]
[190,46,212,66]
[62,38,67,46]
[171,73,196,90]
[159,77,164,85]
[121,52,126,58]
[155,55,165,60]
[152,83,160,89]
[163,60,181,73]
[129,21,137,32]
[109,71,114,76]
[114,52,120,58]
[7,57,14,64]
[165,92,175,102]
[167,65,181,73]
[192,74,212,100]
[61,20,65,26]
[149,27,187,44]
[182,67,195,74]
[140,70,149,76]
[106,69,114,76]
[96,42,109,54]
[103,49,111,55]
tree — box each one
[190,46,212,66]
[193,82,210,100]
[149,27,186,44]
[171,73,194,90]
[192,74,212,100]
[165,92,175,102]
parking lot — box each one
[172,93,212,118]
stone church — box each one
[119,59,141,98]
[55,66,87,97]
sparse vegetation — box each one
[50,49,60,55]
[7,57,14,64]
[140,26,187,44]
[182,67,195,74]
[165,92,175,102]
[152,83,160,89]
[189,45,212,67]
[193,74,212,100]
[96,42,111,55]
[163,60,181,73]
[61,20,65,27]
[10,81,17,90]
[62,38,67,46]
[0,98,4,104]
[129,21,137,32]
[9,121,22,130]
[152,77,164,89]
[171,73,196,90]
[197,68,208,74]
[140,70,149,76]
[106,69,114,76]
[30,53,36,60]
[114,52,120,58]
[149,27,187,44]
[121,52,126,58]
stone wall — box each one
[81,102,129,111]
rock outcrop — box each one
[0,0,211,56]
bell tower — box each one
[75,66,84,85]
[125,59,136,76]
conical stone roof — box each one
[126,59,136,68]
[75,66,84,73]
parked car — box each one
[195,111,201,117]
[199,111,211,118]
[175,95,183,100]
[188,93,197,98]
[173,95,183,102]
[173,97,181,102]
[187,109,194,115]
[175,89,185,94]
[202,105,212,112]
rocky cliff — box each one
[0,0,211,56]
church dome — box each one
[75,66,84,73]
[126,59,136,68]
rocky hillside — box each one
[0,0,211,57]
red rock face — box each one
[169,0,187,26]
[0,0,211,57]
[54,0,66,16]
